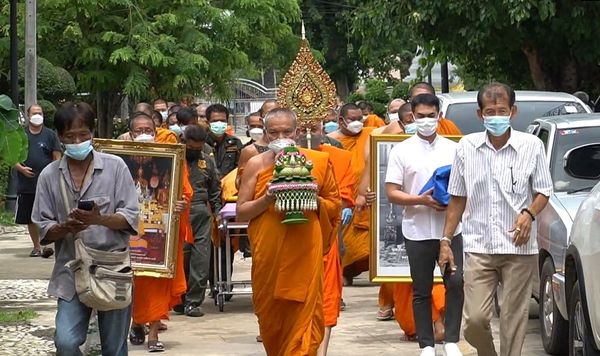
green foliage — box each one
[0,309,38,325]
[345,92,364,105]
[365,79,390,117]
[391,82,410,100]
[17,57,76,103]
[0,95,27,166]
[0,162,9,204]
[37,99,57,128]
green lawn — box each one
[0,209,16,226]
[0,309,38,325]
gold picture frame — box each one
[369,134,462,283]
[93,139,185,278]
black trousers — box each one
[405,234,464,348]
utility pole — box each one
[441,59,449,93]
[25,0,37,114]
[9,0,18,105]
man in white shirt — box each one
[386,93,464,356]
[439,83,552,356]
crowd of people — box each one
[14,80,552,356]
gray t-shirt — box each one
[17,126,61,193]
[32,151,140,301]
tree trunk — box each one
[95,90,122,138]
[522,44,554,90]
[560,58,578,93]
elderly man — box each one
[32,102,139,355]
[358,101,385,128]
[237,108,340,355]
[439,83,552,356]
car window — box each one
[537,128,550,151]
[550,126,600,192]
[445,101,588,135]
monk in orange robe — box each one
[155,127,178,143]
[327,103,375,284]
[127,115,192,351]
[238,109,341,356]
[358,101,386,128]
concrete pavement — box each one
[0,226,553,355]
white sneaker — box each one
[443,342,463,356]
[420,346,435,356]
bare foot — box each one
[434,318,445,343]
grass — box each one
[0,209,16,226]
[0,309,38,325]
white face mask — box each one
[30,114,44,126]
[268,138,294,154]
[414,116,438,137]
[160,111,168,121]
[249,127,264,142]
[388,112,399,122]
[134,133,155,143]
[346,120,364,134]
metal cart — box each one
[213,203,252,312]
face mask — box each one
[345,120,364,134]
[414,116,438,137]
[30,114,44,126]
[134,133,155,143]
[249,128,264,142]
[169,125,182,135]
[186,149,201,161]
[388,113,399,122]
[483,115,511,136]
[210,121,227,136]
[268,138,294,154]
[404,122,418,135]
[64,140,93,161]
[160,111,168,122]
[323,121,339,134]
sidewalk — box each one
[0,227,550,355]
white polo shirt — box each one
[385,135,461,241]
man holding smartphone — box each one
[385,93,464,356]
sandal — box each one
[401,334,417,342]
[376,308,394,321]
[129,325,145,345]
[158,321,168,331]
[41,247,54,258]
[29,249,42,257]
[148,339,165,352]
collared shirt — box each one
[448,129,553,255]
[386,135,461,241]
[187,152,222,213]
[206,133,243,179]
[32,151,140,300]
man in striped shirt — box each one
[439,82,553,356]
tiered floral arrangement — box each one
[268,145,318,224]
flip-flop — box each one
[158,321,168,331]
[376,308,394,321]
[148,340,165,352]
[29,249,41,257]
[129,325,145,345]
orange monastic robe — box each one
[438,118,462,135]
[320,145,354,327]
[364,114,385,128]
[394,283,446,337]
[247,149,340,356]
[132,162,193,324]
[336,127,375,277]
[155,127,178,143]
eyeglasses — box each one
[132,128,155,135]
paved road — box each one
[0,227,555,355]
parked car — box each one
[529,114,600,354]
[438,91,591,134]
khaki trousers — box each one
[463,252,536,356]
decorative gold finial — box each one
[277,32,337,130]
[301,20,306,40]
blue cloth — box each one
[418,165,452,206]
[341,208,353,225]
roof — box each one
[437,90,584,104]
[533,113,600,129]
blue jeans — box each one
[54,294,131,356]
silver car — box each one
[528,114,600,354]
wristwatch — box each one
[440,236,452,245]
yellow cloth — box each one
[248,149,340,356]
[364,114,385,128]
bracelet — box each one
[440,236,452,245]
[521,208,536,221]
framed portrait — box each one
[369,134,462,283]
[93,139,185,278]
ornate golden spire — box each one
[277,31,337,130]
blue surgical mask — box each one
[169,125,182,135]
[210,121,227,136]
[483,115,511,136]
[64,140,93,161]
[323,121,339,134]
[404,122,418,135]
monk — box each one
[125,112,192,352]
[296,123,355,356]
[237,108,341,355]
[327,103,374,286]
[358,101,386,128]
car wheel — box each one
[540,259,568,354]
[569,282,600,356]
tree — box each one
[33,0,300,137]
[18,57,76,104]
[351,1,600,95]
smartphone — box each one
[77,200,95,211]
